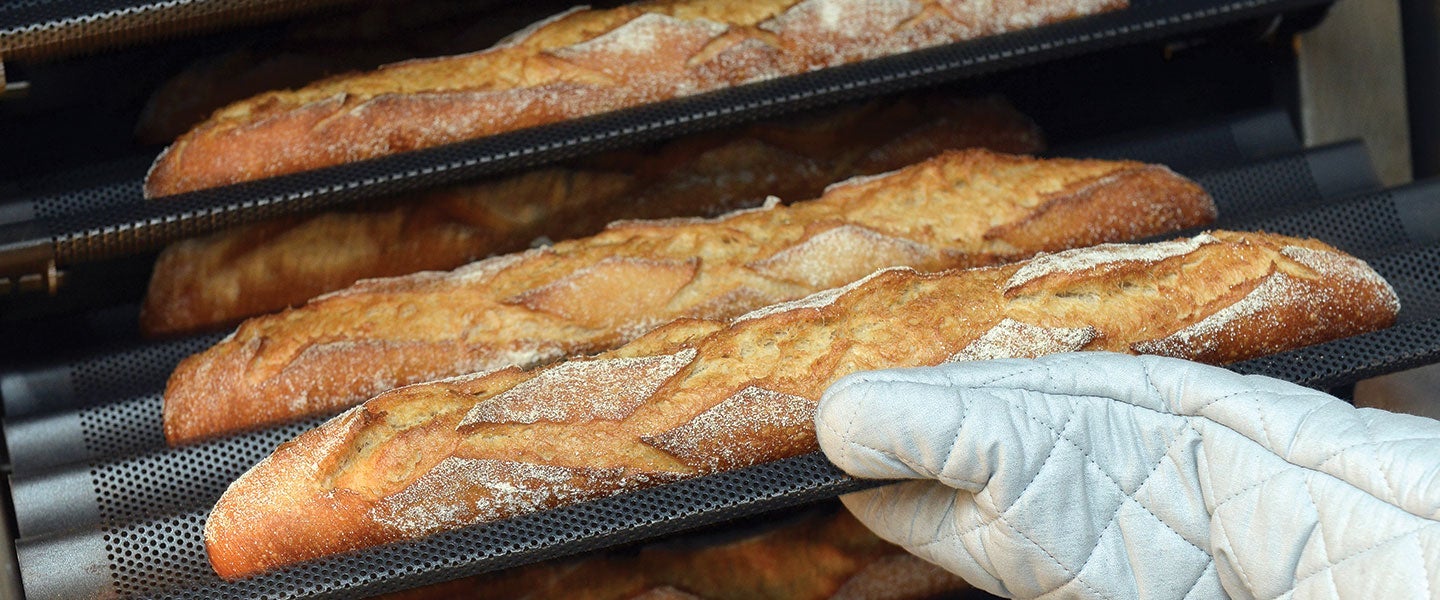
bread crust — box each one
[143,0,1125,197]
[135,0,582,143]
[204,231,1400,579]
[139,95,1043,336]
[162,150,1214,445]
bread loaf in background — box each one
[374,505,970,600]
[137,0,583,144]
[140,95,1044,337]
[143,0,1126,197]
[162,150,1214,445]
[204,231,1400,579]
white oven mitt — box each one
[815,352,1440,599]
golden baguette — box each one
[205,231,1400,579]
[140,95,1044,337]
[143,0,1124,197]
[136,0,579,143]
[163,150,1214,445]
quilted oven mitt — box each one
[816,352,1440,599]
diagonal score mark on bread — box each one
[465,348,700,425]
[205,231,1400,579]
[507,257,702,330]
[144,0,1126,197]
[162,150,1216,445]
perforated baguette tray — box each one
[0,0,1334,280]
[1048,108,1302,173]
[13,145,1440,599]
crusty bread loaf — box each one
[143,0,1124,197]
[163,150,1213,445]
[136,0,574,143]
[205,231,1400,579]
[374,505,969,600]
[140,95,1044,337]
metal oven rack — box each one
[7,116,1440,598]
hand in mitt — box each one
[815,352,1440,599]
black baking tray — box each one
[0,332,220,423]
[1049,107,1301,173]
[0,141,1380,482]
[0,0,1337,281]
[11,222,1440,599]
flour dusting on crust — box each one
[748,224,935,288]
[1004,233,1218,292]
[557,13,729,57]
[303,406,367,475]
[460,348,697,426]
[311,250,538,303]
[1135,272,1298,356]
[493,6,590,49]
[1282,245,1400,312]
[735,266,911,322]
[419,366,511,387]
[948,318,1098,362]
[823,167,903,193]
[370,458,628,537]
[644,385,817,470]
[762,0,921,36]
[606,196,781,229]
[940,0,1124,33]
[761,0,925,67]
[448,249,545,285]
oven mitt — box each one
[815,352,1440,599]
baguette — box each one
[137,0,576,143]
[140,95,1044,336]
[376,505,968,600]
[163,150,1214,445]
[205,231,1401,579]
[143,0,1124,197]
